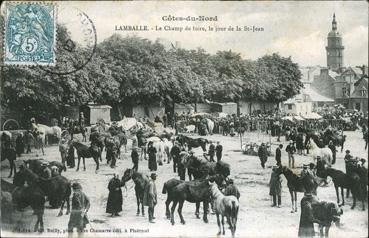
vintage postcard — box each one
[0,1,368,238]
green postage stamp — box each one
[4,2,56,66]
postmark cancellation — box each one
[4,2,56,66]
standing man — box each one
[269,166,282,207]
[286,140,296,168]
[170,142,181,172]
[147,142,157,172]
[143,173,157,223]
[328,140,337,165]
[296,133,304,155]
[215,141,223,162]
[68,182,90,238]
[131,148,139,171]
[258,143,268,169]
[275,144,283,166]
[24,130,34,153]
[207,141,215,162]
[106,173,123,217]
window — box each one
[355,103,361,111]
[342,87,347,97]
[288,104,292,110]
[361,90,367,97]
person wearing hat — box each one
[106,173,123,217]
[224,178,240,201]
[207,141,215,162]
[328,141,337,165]
[170,141,181,172]
[258,143,268,169]
[147,141,157,172]
[143,173,158,223]
[269,166,282,207]
[275,144,283,166]
[215,141,223,162]
[285,140,296,168]
[68,182,90,237]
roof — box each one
[302,87,334,102]
[87,105,112,109]
[328,70,339,79]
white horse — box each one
[205,118,215,135]
[209,181,239,238]
[146,136,173,164]
[32,123,62,144]
[309,138,333,166]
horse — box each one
[209,181,238,237]
[182,152,230,181]
[70,141,100,172]
[205,118,215,135]
[1,132,17,178]
[308,138,333,165]
[176,134,208,152]
[276,166,318,213]
[321,130,346,152]
[17,165,71,215]
[48,161,67,175]
[121,168,149,216]
[13,170,46,232]
[33,124,62,145]
[312,201,343,237]
[162,178,185,219]
[169,174,225,225]
[325,168,365,210]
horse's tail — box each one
[230,200,238,237]
[162,182,167,194]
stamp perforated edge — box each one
[2,1,57,67]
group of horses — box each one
[2,158,71,232]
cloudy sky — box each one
[57,1,368,67]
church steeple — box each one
[332,13,337,31]
[326,13,344,72]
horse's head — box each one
[13,165,26,186]
[329,203,343,227]
[121,168,134,183]
[208,174,226,188]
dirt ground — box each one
[1,130,368,238]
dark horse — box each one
[121,168,149,216]
[276,166,318,213]
[176,134,208,152]
[13,169,46,232]
[1,132,17,178]
[183,153,231,181]
[312,201,343,237]
[325,168,365,210]
[17,165,71,215]
[165,174,225,225]
[304,130,346,152]
[71,140,100,172]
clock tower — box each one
[326,13,344,72]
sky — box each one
[56,1,368,67]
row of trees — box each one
[2,23,303,120]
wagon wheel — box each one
[2,119,20,131]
